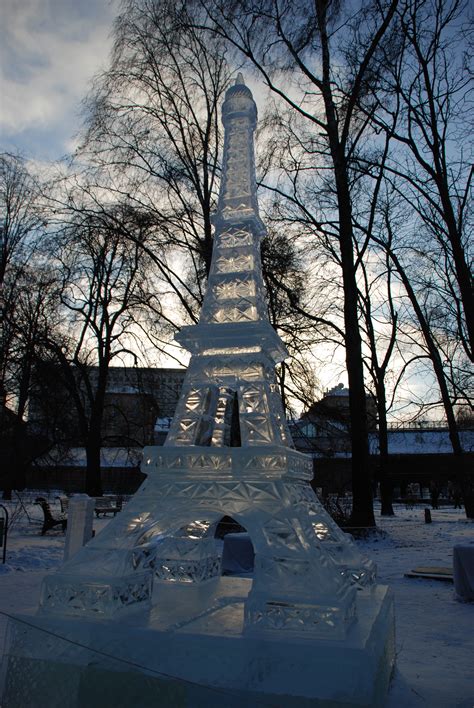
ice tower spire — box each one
[215,71,262,229]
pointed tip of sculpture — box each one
[235,72,245,86]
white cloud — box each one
[0,0,118,157]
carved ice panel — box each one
[215,253,254,274]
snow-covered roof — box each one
[385,429,474,455]
[298,428,474,456]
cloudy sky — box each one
[0,0,118,162]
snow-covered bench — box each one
[94,496,123,517]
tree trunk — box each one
[335,167,375,527]
[377,393,394,516]
[83,356,110,498]
[316,1,375,528]
[85,400,105,498]
[380,476,394,516]
[2,354,32,498]
[85,429,103,497]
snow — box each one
[154,417,173,431]
[364,507,473,707]
[0,495,472,707]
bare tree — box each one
[357,241,399,516]
[0,153,43,287]
[261,228,320,412]
[376,197,474,517]
[1,266,60,498]
[354,0,474,516]
[78,0,231,322]
[370,0,473,361]
[36,200,162,496]
[189,0,406,525]
[0,154,53,498]
[1,153,43,397]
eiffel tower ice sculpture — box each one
[37,74,374,633]
[2,76,394,708]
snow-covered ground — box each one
[0,494,472,707]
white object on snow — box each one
[63,495,94,563]
[453,544,474,601]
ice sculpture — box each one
[2,76,394,708]
[36,74,374,633]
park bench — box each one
[55,495,123,518]
[94,495,123,518]
[35,497,67,536]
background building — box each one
[28,365,185,447]
[25,366,185,492]
[16,371,474,496]
[294,383,377,455]
[291,385,473,499]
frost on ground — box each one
[0,495,472,707]
[365,505,473,708]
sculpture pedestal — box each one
[1,580,394,708]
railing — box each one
[288,418,466,432]
[386,420,449,430]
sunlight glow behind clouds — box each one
[0,0,118,159]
